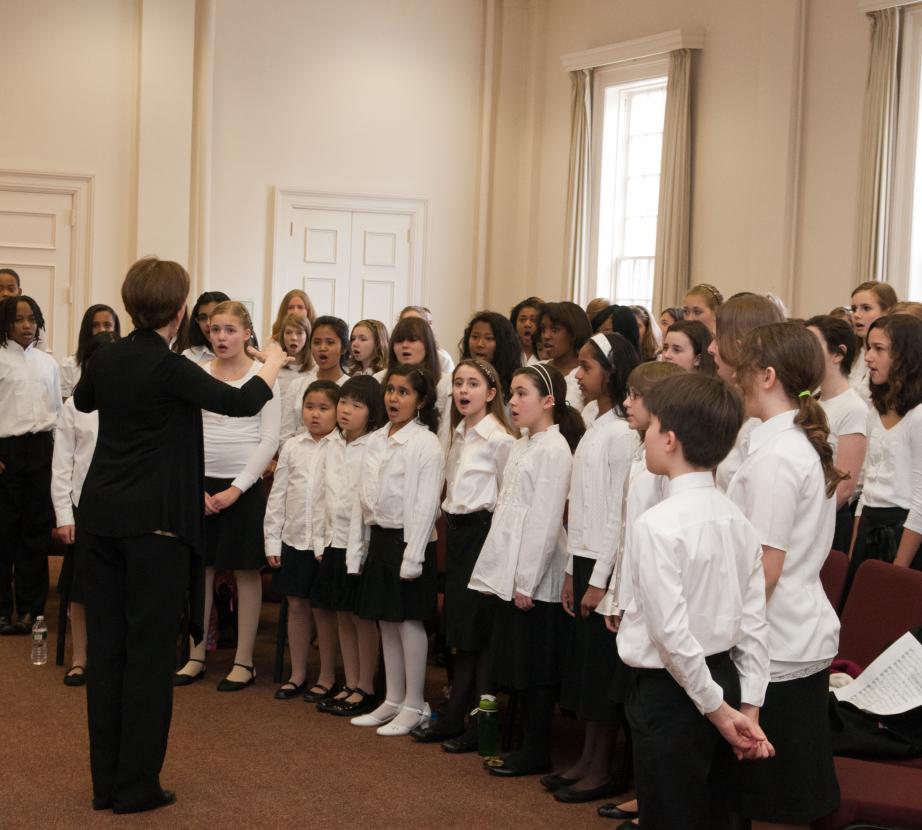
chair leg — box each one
[274,597,288,684]
[55,589,68,667]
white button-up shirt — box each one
[59,355,80,398]
[849,349,872,408]
[263,430,330,557]
[347,419,445,578]
[715,416,758,492]
[281,368,349,444]
[617,472,769,713]
[468,425,572,602]
[181,344,215,366]
[320,429,371,550]
[859,404,922,534]
[441,414,515,515]
[0,340,61,436]
[50,397,98,527]
[566,409,637,588]
[727,409,840,675]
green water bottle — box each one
[477,694,500,759]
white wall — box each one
[0,0,138,322]
[207,0,485,346]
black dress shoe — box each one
[216,663,255,692]
[322,689,378,716]
[487,756,552,778]
[173,659,206,687]
[64,666,87,687]
[598,803,639,820]
[410,722,464,743]
[441,726,479,754]
[539,772,579,792]
[554,780,621,803]
[302,681,340,703]
[0,616,15,635]
[112,789,176,814]
[13,612,34,634]
[274,680,307,700]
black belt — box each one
[444,509,491,530]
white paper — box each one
[834,632,922,716]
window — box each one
[590,60,668,311]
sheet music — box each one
[834,632,922,716]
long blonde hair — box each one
[350,319,389,375]
[270,289,316,342]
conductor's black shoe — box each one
[598,803,639,820]
[554,780,620,803]
[112,789,177,814]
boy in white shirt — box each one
[617,372,773,830]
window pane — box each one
[623,216,657,257]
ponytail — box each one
[553,397,586,453]
[795,394,846,499]
[514,364,585,453]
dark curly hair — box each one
[0,295,44,347]
[867,314,922,417]
[459,311,522,400]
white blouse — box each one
[716,416,758,492]
[50,397,98,527]
[566,409,637,588]
[820,387,869,449]
[617,472,769,713]
[727,409,840,677]
[182,344,215,365]
[280,367,348,444]
[859,405,922,535]
[442,414,516,515]
[59,355,80,398]
[468,425,572,602]
[320,430,371,550]
[563,366,584,412]
[848,349,872,408]
[263,430,329,557]
[0,340,61,437]
[580,400,599,427]
[347,419,445,578]
[201,361,281,492]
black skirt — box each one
[310,547,358,611]
[270,543,318,599]
[560,555,619,722]
[490,596,570,691]
[203,476,267,570]
[443,511,494,651]
[354,526,437,622]
[56,506,87,605]
[736,669,840,823]
[832,501,857,555]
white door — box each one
[0,188,74,359]
[278,200,414,328]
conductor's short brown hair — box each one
[121,257,190,330]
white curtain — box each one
[855,7,901,282]
[652,49,692,314]
[565,68,592,302]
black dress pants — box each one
[0,432,52,619]
[626,652,739,830]
[83,532,190,809]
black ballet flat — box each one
[112,789,177,814]
[598,803,639,820]
[410,722,464,743]
[554,780,621,803]
[317,686,354,711]
[216,663,255,692]
[540,772,579,792]
[64,665,87,687]
[486,756,552,778]
[173,658,206,687]
[274,680,307,700]
[322,689,378,716]
[302,681,340,703]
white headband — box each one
[590,332,613,362]
[532,363,555,397]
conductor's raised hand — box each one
[247,340,293,368]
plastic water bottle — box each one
[30,616,48,666]
[477,694,500,758]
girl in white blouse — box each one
[51,332,119,685]
[347,365,445,737]
[274,313,312,444]
[349,319,388,377]
[510,296,544,367]
[469,363,584,778]
[806,315,868,554]
[265,380,340,702]
[727,322,842,827]
[180,291,229,366]
[174,301,281,692]
[551,333,639,803]
[410,359,516,748]
[314,376,388,717]
[848,280,897,407]
[538,302,592,412]
[457,312,523,404]
[282,316,350,443]
[851,313,922,579]
[59,304,120,398]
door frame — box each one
[0,170,94,351]
[271,188,429,333]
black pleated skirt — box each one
[559,555,619,721]
[736,669,840,823]
[56,506,87,604]
[444,511,494,651]
[354,526,437,622]
[203,477,267,571]
[270,543,318,598]
[310,547,358,611]
[489,596,569,691]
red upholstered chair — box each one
[815,559,922,830]
[820,549,849,613]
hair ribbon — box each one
[589,332,614,362]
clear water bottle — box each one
[30,616,48,666]
[477,694,500,759]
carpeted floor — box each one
[0,561,631,829]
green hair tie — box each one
[798,390,811,398]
